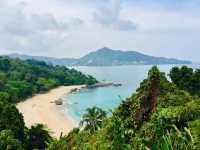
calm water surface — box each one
[62,64,199,121]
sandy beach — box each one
[17,85,85,138]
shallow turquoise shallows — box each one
[62,64,199,122]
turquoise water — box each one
[63,64,199,121]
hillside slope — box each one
[8,53,78,66]
[7,47,192,66]
[77,47,191,66]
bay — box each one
[63,64,199,121]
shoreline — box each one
[16,85,85,138]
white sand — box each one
[17,85,85,138]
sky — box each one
[0,0,199,62]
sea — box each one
[62,64,199,122]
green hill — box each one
[77,47,192,66]
[0,56,97,103]
[8,53,78,66]
[8,47,192,66]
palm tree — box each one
[26,124,52,150]
[80,106,107,133]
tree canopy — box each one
[48,66,200,150]
[169,66,200,97]
[0,56,98,149]
[0,56,98,103]
[1,57,200,150]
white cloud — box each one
[93,0,137,31]
[0,0,199,61]
[0,1,84,55]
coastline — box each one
[16,85,85,138]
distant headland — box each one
[7,47,192,66]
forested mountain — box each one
[8,47,192,66]
[76,47,192,66]
[8,53,78,66]
[0,56,97,103]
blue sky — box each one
[0,0,199,61]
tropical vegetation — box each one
[0,56,200,150]
[0,56,98,104]
[0,56,97,149]
[48,66,200,150]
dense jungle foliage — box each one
[0,57,200,150]
[48,66,200,150]
[0,56,98,149]
[0,56,98,104]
